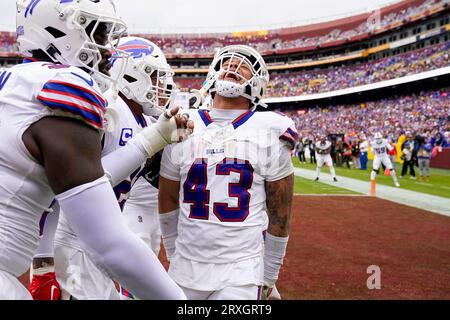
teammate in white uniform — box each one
[370,132,400,187]
[314,136,338,182]
[159,45,296,300]
[0,1,189,300]
[29,37,181,300]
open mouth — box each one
[224,72,240,82]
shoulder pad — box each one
[258,111,299,149]
[36,67,107,131]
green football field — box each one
[292,157,450,198]
[294,176,359,195]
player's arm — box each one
[158,145,182,262]
[24,117,185,299]
[262,121,297,299]
[386,142,394,152]
[265,174,294,236]
[29,202,61,300]
[264,174,294,293]
[102,107,193,187]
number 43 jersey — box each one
[160,109,297,289]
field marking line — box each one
[294,167,450,217]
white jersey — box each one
[55,95,150,250]
[0,61,106,277]
[371,139,393,158]
[122,176,160,254]
[161,109,297,290]
[126,176,158,209]
[315,141,331,155]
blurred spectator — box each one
[400,138,416,179]
[351,139,361,169]
[342,141,352,169]
[417,137,433,181]
[308,139,316,164]
[296,139,306,164]
[359,136,369,170]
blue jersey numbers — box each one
[183,158,254,222]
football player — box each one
[370,132,400,187]
[0,1,188,300]
[159,45,297,300]
[314,135,338,182]
[29,36,186,300]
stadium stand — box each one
[135,0,448,57]
[279,87,450,143]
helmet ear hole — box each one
[123,74,137,83]
[45,27,66,39]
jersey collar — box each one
[198,109,254,130]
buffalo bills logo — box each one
[119,39,154,59]
[111,39,154,65]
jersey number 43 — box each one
[183,158,253,222]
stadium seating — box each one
[174,42,450,95]
[1,0,446,56]
[279,88,450,144]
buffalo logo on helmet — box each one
[118,39,155,59]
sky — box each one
[0,0,401,33]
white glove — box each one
[136,107,192,157]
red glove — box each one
[29,267,61,300]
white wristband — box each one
[136,124,168,157]
[159,209,179,261]
[32,265,55,276]
[264,233,289,288]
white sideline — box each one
[294,167,450,217]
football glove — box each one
[29,266,61,300]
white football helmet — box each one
[16,0,127,92]
[374,132,383,143]
[109,37,176,117]
[201,45,269,110]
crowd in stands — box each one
[143,0,446,55]
[288,88,449,176]
[280,87,450,150]
[0,0,445,56]
[173,41,450,95]
[0,32,18,53]
[266,41,450,96]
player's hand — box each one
[154,106,192,144]
[163,106,194,143]
[261,285,282,300]
[136,106,194,157]
[29,267,61,300]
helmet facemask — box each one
[66,8,128,92]
[16,0,129,92]
[140,65,176,116]
[202,45,269,110]
[110,37,177,117]
[374,132,383,144]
